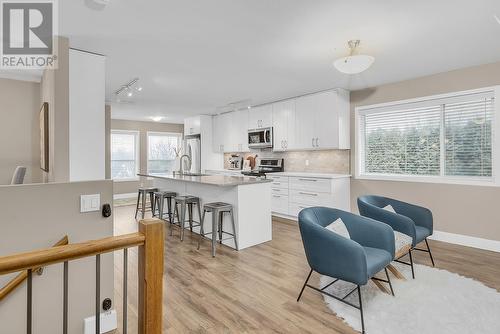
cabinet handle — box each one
[298,178,317,181]
[285,140,288,149]
[299,192,318,196]
[273,195,281,198]
[316,138,319,147]
[312,138,315,147]
[272,188,281,191]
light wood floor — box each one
[112,205,500,333]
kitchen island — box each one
[138,173,272,250]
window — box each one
[357,88,497,185]
[111,130,139,180]
[147,132,182,173]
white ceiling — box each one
[57,0,500,123]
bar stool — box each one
[198,202,238,257]
[135,187,158,219]
[152,191,177,223]
[173,195,202,241]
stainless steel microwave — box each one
[248,127,273,149]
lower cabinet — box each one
[271,193,289,215]
[268,175,350,218]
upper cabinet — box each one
[294,94,316,149]
[294,89,350,150]
[233,109,249,152]
[212,109,249,153]
[272,99,296,151]
[248,104,272,129]
[184,116,201,136]
[212,88,349,153]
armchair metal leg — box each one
[384,268,394,296]
[357,286,365,334]
[409,249,415,279]
[425,238,435,267]
[296,269,313,302]
[297,271,367,333]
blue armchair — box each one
[357,195,435,278]
[297,207,396,334]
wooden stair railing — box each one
[0,219,164,334]
[0,235,69,302]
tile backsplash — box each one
[224,149,350,174]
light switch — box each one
[80,194,101,213]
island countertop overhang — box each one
[137,173,272,187]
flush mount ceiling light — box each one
[151,116,163,122]
[333,40,374,74]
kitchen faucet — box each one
[179,154,192,174]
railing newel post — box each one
[138,218,164,334]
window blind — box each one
[364,105,441,176]
[444,97,494,177]
[360,89,495,180]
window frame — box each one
[110,129,140,182]
[355,86,500,187]
[146,131,183,174]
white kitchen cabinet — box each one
[315,90,350,149]
[271,193,290,215]
[269,175,290,215]
[293,89,350,150]
[294,94,316,149]
[212,110,249,153]
[249,104,272,129]
[233,109,249,152]
[212,113,229,152]
[184,116,201,136]
[272,99,296,151]
[268,174,350,218]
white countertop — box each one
[271,172,351,179]
[204,169,351,179]
[138,173,271,187]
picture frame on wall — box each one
[40,102,49,172]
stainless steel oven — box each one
[248,127,273,149]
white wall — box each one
[0,180,114,334]
[69,49,106,181]
[0,78,42,184]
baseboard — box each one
[429,231,500,253]
[272,213,500,253]
[113,192,136,200]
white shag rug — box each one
[319,263,500,334]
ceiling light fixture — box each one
[151,116,163,122]
[333,40,374,74]
[114,78,141,100]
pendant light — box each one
[333,40,374,74]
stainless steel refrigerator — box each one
[184,134,201,173]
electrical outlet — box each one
[84,310,117,334]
